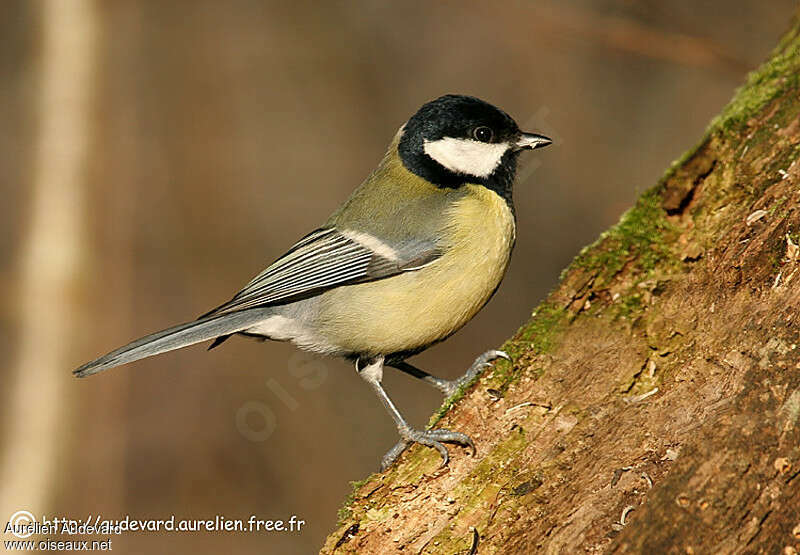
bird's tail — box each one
[73,310,269,378]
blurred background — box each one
[0,1,795,552]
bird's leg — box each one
[356,356,475,472]
[390,349,510,398]
[380,350,507,468]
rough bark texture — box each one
[322,15,800,555]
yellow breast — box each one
[317,184,515,356]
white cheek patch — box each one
[423,137,509,178]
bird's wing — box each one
[203,227,441,317]
[74,228,441,377]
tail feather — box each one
[73,310,268,378]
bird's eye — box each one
[472,126,493,143]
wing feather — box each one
[203,228,439,317]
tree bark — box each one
[322,13,800,555]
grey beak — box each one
[515,132,552,151]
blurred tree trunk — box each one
[322,12,800,555]
[0,0,97,520]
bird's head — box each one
[397,94,551,196]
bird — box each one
[73,94,552,471]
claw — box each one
[376,350,508,471]
[380,427,475,471]
[431,441,449,467]
[477,349,509,364]
[425,428,475,455]
[380,440,412,471]
[437,349,510,397]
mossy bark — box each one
[322,14,800,554]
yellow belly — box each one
[316,184,515,356]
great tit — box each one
[74,94,552,470]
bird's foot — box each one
[435,349,510,398]
[380,427,475,472]
[378,350,509,471]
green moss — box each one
[391,443,444,484]
[488,303,567,393]
[657,16,800,202]
[336,476,373,525]
[770,250,784,271]
[422,421,548,550]
[616,292,643,320]
[660,138,709,184]
[427,303,566,426]
[430,427,529,550]
[455,426,527,505]
[429,372,487,426]
[569,187,677,285]
[515,303,567,351]
[709,19,800,135]
[768,196,788,216]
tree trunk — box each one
[321,13,800,555]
